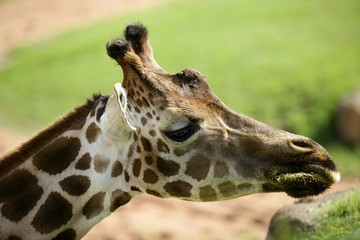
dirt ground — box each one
[0,0,355,239]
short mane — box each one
[0,95,101,179]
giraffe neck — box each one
[0,94,138,240]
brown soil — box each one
[0,1,355,239]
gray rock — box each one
[266,189,352,240]
[337,90,360,144]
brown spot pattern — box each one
[214,161,229,178]
[141,137,152,152]
[59,175,90,196]
[218,181,236,198]
[173,149,186,157]
[157,139,170,153]
[82,192,106,219]
[75,153,91,170]
[124,171,130,182]
[94,155,110,173]
[143,169,159,184]
[199,185,217,201]
[142,97,150,107]
[131,186,142,192]
[145,156,153,165]
[110,190,132,212]
[111,161,123,177]
[149,130,156,137]
[141,117,147,126]
[132,158,142,177]
[156,157,180,177]
[31,192,72,234]
[86,122,101,144]
[33,137,81,175]
[0,170,43,222]
[185,155,211,181]
[146,189,163,198]
[163,181,192,198]
[52,228,76,240]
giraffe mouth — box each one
[263,164,340,198]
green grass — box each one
[0,0,359,174]
[296,187,360,240]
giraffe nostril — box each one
[289,139,315,152]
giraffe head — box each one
[106,23,339,201]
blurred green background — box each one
[0,0,359,176]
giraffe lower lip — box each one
[265,165,336,198]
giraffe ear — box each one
[101,83,136,141]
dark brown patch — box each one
[145,156,153,165]
[156,116,160,121]
[146,189,163,198]
[214,161,229,178]
[141,117,147,126]
[96,106,106,123]
[111,161,123,177]
[7,236,22,240]
[136,145,141,153]
[82,192,106,219]
[86,122,101,144]
[141,136,152,152]
[185,155,211,181]
[110,190,132,212]
[52,228,76,240]
[33,137,81,175]
[173,149,186,157]
[143,169,159,184]
[134,106,141,113]
[0,97,97,178]
[146,112,153,119]
[0,170,43,222]
[157,139,170,153]
[60,175,90,196]
[94,155,110,173]
[163,181,192,198]
[131,186,142,192]
[133,132,138,142]
[199,185,217,201]
[142,97,151,108]
[124,171,130,182]
[32,192,72,234]
[156,157,180,177]
[149,130,156,137]
[218,181,236,198]
[75,153,92,170]
[132,158,142,177]
[237,183,253,191]
[127,143,134,158]
[136,99,143,108]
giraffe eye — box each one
[165,123,200,142]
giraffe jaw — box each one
[263,164,340,198]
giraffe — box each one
[0,23,340,240]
